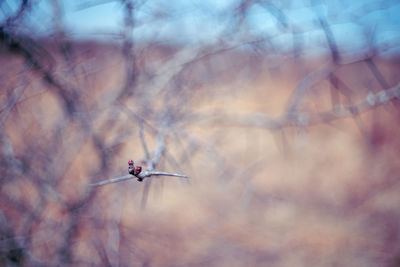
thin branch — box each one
[90,171,188,187]
[141,171,188,179]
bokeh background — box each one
[1,0,400,266]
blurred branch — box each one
[118,0,137,99]
[317,15,340,63]
[0,82,29,124]
[0,28,78,114]
[258,1,288,30]
[201,82,400,129]
[365,58,390,90]
[138,118,151,163]
[284,63,337,119]
[2,0,30,27]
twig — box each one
[90,171,188,187]
[140,171,188,179]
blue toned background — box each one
[1,0,399,59]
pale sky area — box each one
[1,0,399,59]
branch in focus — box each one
[90,171,188,188]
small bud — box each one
[128,159,134,166]
[135,166,142,176]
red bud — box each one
[128,159,134,166]
[135,166,142,175]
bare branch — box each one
[140,171,188,179]
[90,171,188,187]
